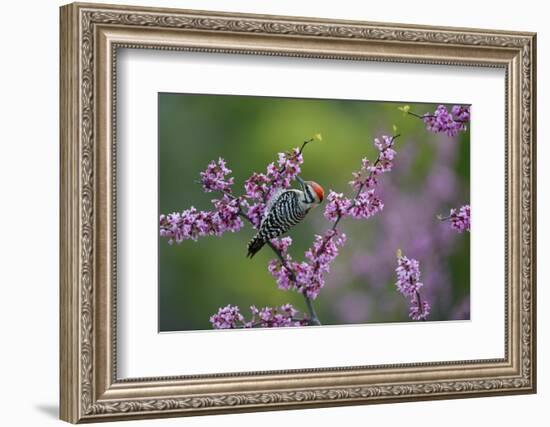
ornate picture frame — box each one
[60,2,536,423]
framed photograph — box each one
[60,2,537,423]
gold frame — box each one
[60,2,537,423]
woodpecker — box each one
[247,176,325,258]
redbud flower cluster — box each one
[449,204,471,233]
[267,134,397,302]
[200,158,234,193]
[267,231,346,300]
[395,254,430,321]
[409,299,431,321]
[325,135,395,222]
[209,303,308,329]
[159,194,243,244]
[161,156,246,243]
[161,147,305,244]
[243,148,304,228]
[422,105,470,137]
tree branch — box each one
[238,211,321,326]
[315,134,400,257]
[225,137,321,326]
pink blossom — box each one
[396,256,423,296]
[267,237,294,290]
[243,148,304,203]
[209,304,244,329]
[449,204,470,232]
[270,236,293,253]
[210,303,308,329]
[451,105,471,122]
[409,298,431,321]
[274,148,303,188]
[346,190,383,220]
[241,200,265,229]
[159,194,243,243]
[298,230,347,299]
[267,230,346,300]
[395,253,430,321]
[422,105,470,137]
[325,135,396,223]
[268,260,294,290]
[200,157,234,193]
[324,191,352,221]
[211,196,244,233]
[244,172,271,200]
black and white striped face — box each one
[303,181,325,205]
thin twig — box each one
[407,110,467,123]
[407,111,427,119]
[298,138,314,156]
[415,290,427,322]
[407,274,426,321]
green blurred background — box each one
[159,93,470,332]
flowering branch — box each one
[315,133,399,267]
[209,303,309,329]
[395,250,430,321]
[267,133,399,320]
[161,135,327,327]
[325,133,398,227]
[161,130,400,329]
[399,104,470,137]
[438,204,470,233]
[239,208,322,325]
[238,139,322,325]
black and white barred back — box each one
[247,190,307,258]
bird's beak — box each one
[296,176,307,193]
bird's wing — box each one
[261,188,285,225]
[259,190,304,240]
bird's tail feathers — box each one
[247,235,265,258]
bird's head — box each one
[304,180,325,205]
